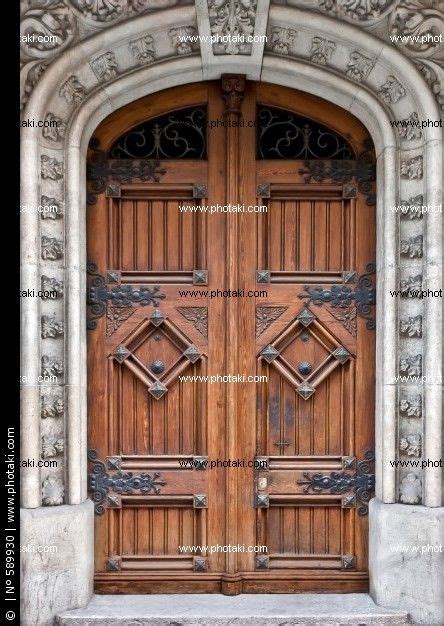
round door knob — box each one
[150,360,165,374]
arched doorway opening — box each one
[86,78,376,595]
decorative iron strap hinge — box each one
[297,450,375,516]
[86,137,166,205]
[86,262,166,330]
[88,450,167,515]
[298,263,376,330]
[298,138,376,206]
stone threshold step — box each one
[56,593,410,625]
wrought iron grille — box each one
[108,106,207,159]
[257,105,355,160]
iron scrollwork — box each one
[108,107,207,160]
[298,263,376,330]
[88,449,166,515]
[87,262,166,330]
[297,450,375,516]
[299,138,376,206]
[86,137,166,205]
[258,106,355,160]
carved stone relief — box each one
[59,75,87,104]
[400,156,423,180]
[400,194,424,219]
[41,395,64,419]
[40,196,63,219]
[42,435,64,459]
[20,0,192,106]
[41,276,64,298]
[399,473,422,504]
[41,155,63,180]
[399,354,422,377]
[377,75,406,104]
[41,315,64,338]
[399,394,422,418]
[399,434,421,457]
[399,315,422,338]
[310,36,336,65]
[41,237,63,261]
[41,356,64,378]
[168,26,199,55]
[129,34,156,64]
[400,235,423,258]
[345,51,374,82]
[272,1,443,111]
[90,51,119,81]
[400,274,422,292]
[208,0,258,55]
[268,27,297,55]
[21,61,48,109]
[42,113,66,142]
[396,112,422,140]
[42,475,64,506]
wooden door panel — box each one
[266,504,344,569]
[262,367,349,457]
[107,184,207,272]
[256,184,356,275]
[247,81,375,592]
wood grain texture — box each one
[87,81,375,594]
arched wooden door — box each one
[86,78,376,594]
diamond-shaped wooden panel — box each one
[258,307,353,400]
[111,311,202,399]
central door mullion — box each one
[220,75,245,594]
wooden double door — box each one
[87,79,376,594]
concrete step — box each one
[56,593,410,625]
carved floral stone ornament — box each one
[41,276,63,298]
[269,0,444,111]
[208,0,258,55]
[399,394,422,418]
[310,36,336,65]
[41,395,64,418]
[42,435,64,459]
[377,75,406,104]
[399,472,422,504]
[129,33,156,64]
[269,27,297,55]
[59,75,86,104]
[41,356,64,378]
[399,434,421,457]
[42,475,64,506]
[90,51,119,81]
[169,26,199,55]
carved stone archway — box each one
[20,2,442,624]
